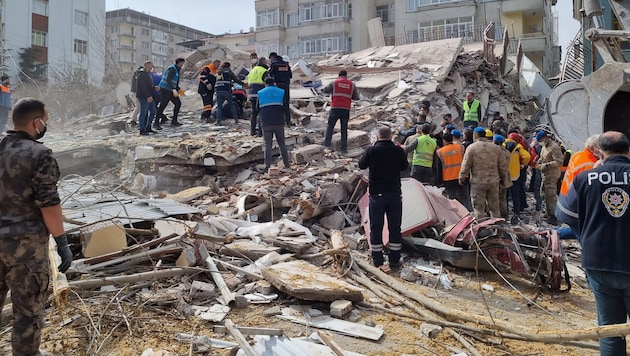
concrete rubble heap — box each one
[13,40,607,355]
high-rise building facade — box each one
[105,8,211,81]
[254,0,559,77]
[1,0,106,84]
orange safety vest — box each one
[436,143,464,181]
[560,149,598,196]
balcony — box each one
[519,32,546,52]
[119,44,135,50]
[501,0,544,14]
[119,31,135,38]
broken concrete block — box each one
[330,130,370,151]
[262,260,364,302]
[330,300,353,318]
[189,280,217,299]
[320,211,346,230]
[165,186,211,203]
[234,295,249,309]
[81,222,127,258]
[263,306,282,317]
[348,114,377,131]
[420,323,443,338]
[256,280,276,295]
[291,144,324,165]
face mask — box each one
[252,59,258,65]
[35,119,47,140]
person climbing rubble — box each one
[198,59,219,123]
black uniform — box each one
[269,57,292,126]
[358,140,408,267]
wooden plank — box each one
[278,308,383,341]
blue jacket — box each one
[556,155,630,273]
[257,85,285,127]
[150,72,162,97]
[159,64,179,90]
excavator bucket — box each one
[546,62,630,151]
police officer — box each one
[268,52,292,127]
[358,126,408,271]
[156,58,185,127]
[556,131,630,355]
[247,57,269,136]
[215,62,246,125]
[198,59,219,123]
[0,98,72,355]
[323,70,359,153]
[459,127,507,218]
[257,77,290,171]
[535,130,563,225]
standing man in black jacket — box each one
[268,52,292,127]
[556,131,630,355]
[358,126,409,270]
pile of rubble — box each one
[2,40,617,355]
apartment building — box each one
[105,8,211,79]
[1,0,106,84]
[254,0,559,77]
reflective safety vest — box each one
[159,64,179,90]
[412,135,437,168]
[330,77,354,109]
[247,65,268,98]
[0,83,10,108]
[215,69,233,92]
[463,99,480,122]
[560,149,598,196]
[436,143,464,181]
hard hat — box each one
[485,129,493,138]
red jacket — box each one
[330,77,355,109]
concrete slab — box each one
[262,260,364,302]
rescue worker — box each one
[0,75,11,132]
[136,61,157,135]
[493,134,512,220]
[505,133,531,223]
[150,67,163,130]
[556,134,600,240]
[558,145,573,194]
[129,66,142,124]
[508,132,529,212]
[323,70,360,153]
[358,126,408,271]
[461,128,474,149]
[246,57,269,136]
[556,131,630,355]
[535,130,563,225]
[215,62,245,125]
[198,59,220,123]
[462,91,481,128]
[398,113,427,144]
[459,127,507,219]
[490,112,509,135]
[156,58,185,127]
[436,132,472,211]
[257,77,290,171]
[268,52,292,127]
[401,114,427,177]
[250,52,258,68]
[0,98,72,355]
[405,123,437,185]
[451,129,463,145]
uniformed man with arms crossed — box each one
[358,127,408,271]
[459,127,507,218]
[556,131,630,355]
[0,98,72,355]
[534,130,563,225]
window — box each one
[152,42,168,55]
[142,28,150,36]
[142,54,149,61]
[32,0,48,16]
[168,47,174,54]
[32,30,47,46]
[74,10,88,26]
[376,5,389,23]
[110,26,118,34]
[409,0,465,10]
[257,8,282,28]
[299,1,347,22]
[407,0,420,11]
[74,39,87,54]
[152,30,168,44]
[152,55,165,67]
[299,32,348,55]
[142,41,149,49]
[110,39,119,49]
[417,16,474,43]
[256,40,279,58]
[286,12,298,27]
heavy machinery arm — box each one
[545,0,630,150]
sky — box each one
[106,0,581,56]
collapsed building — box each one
[7,38,613,356]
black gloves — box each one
[54,233,73,273]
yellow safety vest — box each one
[463,99,480,122]
[412,135,437,167]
